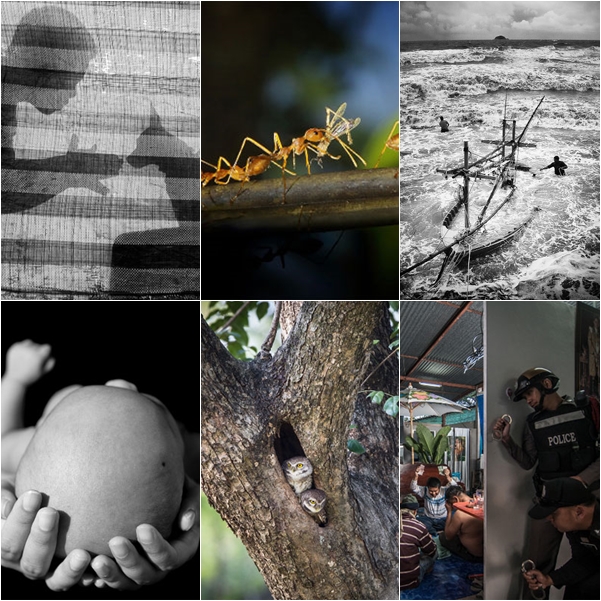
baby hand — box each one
[4,341,55,386]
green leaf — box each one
[347,439,366,454]
[414,424,435,463]
[406,424,452,464]
[255,302,270,320]
[226,341,245,360]
[372,339,380,345]
[383,395,399,417]
[368,390,385,405]
[230,324,249,347]
[404,436,418,450]
[432,425,452,463]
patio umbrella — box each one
[400,384,465,463]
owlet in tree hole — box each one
[300,489,328,525]
[282,456,313,495]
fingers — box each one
[19,507,59,579]
[107,537,158,587]
[135,524,178,571]
[43,356,56,375]
[1,490,42,564]
[90,554,140,591]
[524,569,544,589]
[1,484,17,520]
[45,550,91,592]
[179,475,200,523]
[104,380,138,391]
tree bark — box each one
[201,302,399,600]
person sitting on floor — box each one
[400,494,437,591]
[410,465,458,535]
[440,486,484,563]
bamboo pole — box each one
[464,141,470,229]
[201,168,399,233]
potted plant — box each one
[405,423,452,464]
[401,424,453,490]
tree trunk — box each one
[201,302,399,600]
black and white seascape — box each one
[400,2,600,299]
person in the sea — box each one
[540,156,568,176]
[1,6,122,213]
[439,116,449,133]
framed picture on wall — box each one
[447,428,470,489]
[575,303,600,399]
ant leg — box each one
[375,121,399,168]
[334,138,366,168]
[226,137,274,184]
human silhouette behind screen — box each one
[1,6,122,214]
[109,108,199,295]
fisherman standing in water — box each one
[439,116,449,132]
[540,156,568,176]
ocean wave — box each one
[401,44,600,67]
[515,249,600,299]
[401,69,599,100]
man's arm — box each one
[548,539,598,590]
[441,467,457,488]
[502,423,538,470]
[443,502,461,541]
[419,530,437,558]
[409,477,425,497]
[576,456,599,486]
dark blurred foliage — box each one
[201,2,370,161]
[201,2,399,299]
[1,301,199,599]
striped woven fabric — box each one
[1,1,199,298]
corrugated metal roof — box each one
[400,301,484,401]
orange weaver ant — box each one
[201,154,294,187]
[201,103,366,205]
[225,103,366,183]
[374,120,399,167]
[305,102,366,169]
[201,158,239,186]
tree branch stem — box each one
[202,168,399,233]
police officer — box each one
[523,477,599,600]
[494,367,599,598]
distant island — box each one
[494,35,508,40]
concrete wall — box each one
[484,301,575,600]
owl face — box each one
[282,456,313,495]
[300,489,327,524]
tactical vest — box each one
[528,399,598,481]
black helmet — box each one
[512,368,560,402]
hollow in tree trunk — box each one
[201,302,399,600]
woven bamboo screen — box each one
[1,1,199,298]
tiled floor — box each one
[400,553,484,600]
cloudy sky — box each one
[400,1,600,41]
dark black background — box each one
[1,300,199,599]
